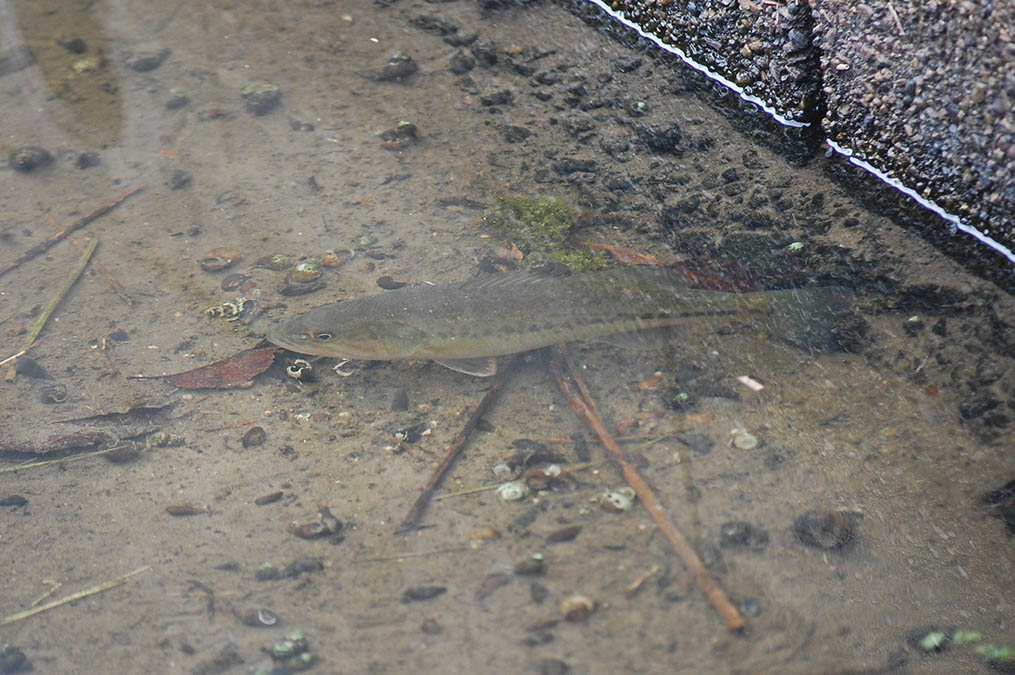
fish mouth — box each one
[265,323,305,353]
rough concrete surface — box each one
[577,0,1015,271]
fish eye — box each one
[316,332,333,341]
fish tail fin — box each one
[761,286,856,352]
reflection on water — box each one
[1,0,1012,673]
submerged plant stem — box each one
[5,237,99,383]
[550,345,746,632]
[0,565,151,626]
[396,358,517,534]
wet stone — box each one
[539,659,572,675]
[127,48,170,72]
[15,357,49,380]
[241,82,282,115]
[76,151,100,169]
[502,125,532,143]
[677,431,714,454]
[58,36,87,54]
[553,158,597,175]
[359,52,418,82]
[241,426,267,448]
[444,32,477,48]
[481,90,514,107]
[545,525,582,543]
[470,41,498,68]
[254,491,283,506]
[39,382,68,404]
[402,585,446,603]
[169,169,192,190]
[281,556,324,579]
[719,521,770,550]
[9,146,53,172]
[0,643,29,673]
[166,89,189,109]
[420,619,443,635]
[792,509,861,550]
[636,124,683,154]
[449,51,474,74]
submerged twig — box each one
[5,237,99,382]
[0,184,143,281]
[0,565,151,626]
[396,360,516,534]
[0,443,131,474]
[44,212,132,304]
[550,345,745,632]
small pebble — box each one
[127,48,170,72]
[241,82,282,115]
[241,426,267,448]
[254,491,283,506]
[718,521,770,550]
[402,585,446,603]
[545,525,582,543]
[169,168,192,190]
[9,146,53,172]
[39,382,68,404]
[75,152,100,169]
[792,509,860,550]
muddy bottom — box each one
[1,0,1012,674]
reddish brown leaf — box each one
[583,242,659,266]
[163,346,277,389]
[669,258,759,293]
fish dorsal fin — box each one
[433,357,498,377]
[459,271,561,293]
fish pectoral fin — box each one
[433,357,498,377]
[596,326,686,350]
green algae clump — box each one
[485,195,605,272]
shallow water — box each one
[1,1,1012,674]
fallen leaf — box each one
[583,242,659,266]
[156,345,277,389]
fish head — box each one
[266,304,425,360]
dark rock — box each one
[127,48,170,72]
[58,37,87,54]
[409,15,459,35]
[481,90,514,106]
[402,585,446,602]
[501,125,531,143]
[241,82,282,115]
[169,169,192,190]
[552,158,597,174]
[75,151,101,169]
[636,123,683,155]
[792,509,860,550]
[9,146,53,172]
[718,521,770,550]
[471,41,498,68]
[0,495,29,507]
[449,51,475,74]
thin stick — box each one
[0,565,151,626]
[6,237,99,382]
[0,183,143,281]
[433,459,609,501]
[550,346,745,631]
[0,348,28,369]
[44,213,132,304]
[396,362,514,534]
[0,444,131,474]
[353,546,470,563]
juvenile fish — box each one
[266,267,853,376]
